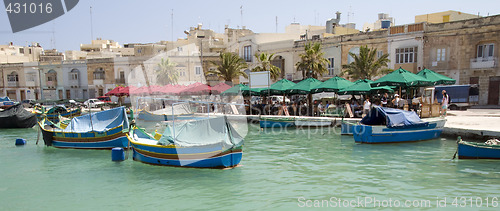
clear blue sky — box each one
[1,0,499,51]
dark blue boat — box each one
[353,107,446,143]
[458,137,500,159]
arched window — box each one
[70,69,79,81]
[46,69,57,87]
[94,68,105,80]
[46,69,57,82]
[7,71,19,82]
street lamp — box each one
[197,35,205,83]
[32,67,44,100]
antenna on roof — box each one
[90,6,94,41]
[171,9,174,48]
[276,16,278,33]
[240,5,243,28]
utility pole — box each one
[197,35,205,83]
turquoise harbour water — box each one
[1,125,499,210]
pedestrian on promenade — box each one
[441,90,450,117]
[317,101,324,116]
[381,93,388,107]
[392,94,401,108]
[363,97,371,117]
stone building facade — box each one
[423,15,500,105]
[86,58,115,98]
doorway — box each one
[488,76,500,105]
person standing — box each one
[381,93,388,107]
[441,90,449,117]
[363,97,372,116]
[317,101,324,116]
[392,94,401,108]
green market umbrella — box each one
[221,84,248,96]
[259,79,296,96]
[416,68,456,85]
[337,79,394,95]
[338,79,374,95]
[370,85,395,94]
[286,77,323,95]
[221,84,261,96]
[372,67,432,87]
[246,87,265,96]
[311,76,354,93]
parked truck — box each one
[425,85,479,110]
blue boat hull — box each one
[458,141,500,159]
[52,135,129,149]
[49,126,129,149]
[260,119,295,128]
[341,121,356,135]
[128,127,243,168]
[132,147,243,168]
[353,120,445,143]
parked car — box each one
[83,99,105,108]
[68,99,84,108]
[97,96,111,103]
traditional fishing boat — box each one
[457,137,500,159]
[0,96,15,109]
[259,116,295,128]
[35,105,82,122]
[39,106,129,149]
[0,104,37,128]
[128,116,244,168]
[136,103,194,122]
[353,106,446,143]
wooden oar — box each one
[452,136,461,160]
[36,122,41,145]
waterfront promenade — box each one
[249,108,500,141]
[444,109,500,140]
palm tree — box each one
[296,42,329,79]
[341,45,391,80]
[208,52,248,86]
[252,52,281,81]
[155,58,179,85]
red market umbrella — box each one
[132,86,152,95]
[181,83,211,95]
[211,83,231,94]
[105,86,121,96]
[117,86,130,96]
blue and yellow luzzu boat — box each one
[39,106,129,149]
[128,116,244,168]
[35,105,82,122]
